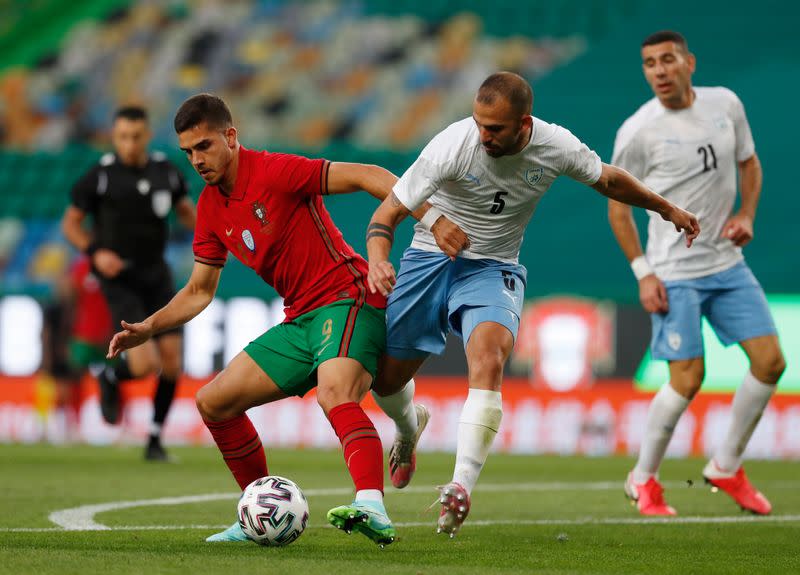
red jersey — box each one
[70,256,112,344]
[193,147,385,321]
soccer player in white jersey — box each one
[365,71,699,537]
[609,31,786,516]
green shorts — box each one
[244,299,386,397]
[68,339,108,370]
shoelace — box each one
[649,481,667,505]
[392,438,415,465]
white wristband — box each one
[420,206,443,231]
[630,255,654,281]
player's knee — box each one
[316,383,358,413]
[159,359,181,380]
[371,370,404,397]
[195,383,233,422]
[752,350,786,384]
[467,348,506,387]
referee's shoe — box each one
[96,366,120,425]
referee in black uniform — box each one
[61,105,196,460]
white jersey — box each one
[612,86,755,281]
[393,116,602,263]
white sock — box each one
[632,383,690,484]
[371,379,417,439]
[355,489,383,504]
[452,388,503,494]
[714,371,776,472]
[149,422,162,437]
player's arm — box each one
[175,196,197,230]
[592,163,699,247]
[608,199,668,313]
[327,161,469,263]
[365,192,409,296]
[720,153,761,247]
[61,205,92,253]
[107,261,221,358]
[326,162,440,222]
[61,205,126,279]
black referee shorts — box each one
[99,261,182,339]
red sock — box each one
[204,414,267,490]
[327,402,383,493]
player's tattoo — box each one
[389,192,402,208]
[366,223,394,244]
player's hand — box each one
[107,320,154,359]
[368,260,396,297]
[639,275,669,314]
[92,248,126,279]
[720,212,754,247]
[662,205,700,247]
[431,216,470,261]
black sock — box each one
[104,360,133,383]
[152,374,177,433]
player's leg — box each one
[720,334,785,470]
[144,332,182,461]
[626,282,705,516]
[373,355,429,488]
[198,350,293,542]
[625,357,702,516]
[66,339,106,440]
[434,318,511,537]
[196,351,289,486]
[303,301,395,545]
[433,260,525,536]
[96,278,161,423]
[700,264,784,513]
[371,248,451,487]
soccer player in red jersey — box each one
[43,256,114,439]
[107,94,467,545]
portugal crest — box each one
[525,167,543,187]
[252,200,269,228]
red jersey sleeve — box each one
[268,154,330,197]
[192,193,227,267]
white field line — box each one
[9,480,797,533]
[6,515,800,534]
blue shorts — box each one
[386,248,527,359]
[651,261,777,361]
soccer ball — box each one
[237,476,309,546]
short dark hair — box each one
[173,93,233,134]
[476,72,533,117]
[642,30,688,52]
[114,105,148,122]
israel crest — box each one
[525,167,543,187]
[241,229,255,252]
[668,331,682,351]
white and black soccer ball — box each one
[237,476,309,546]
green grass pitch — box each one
[1,444,798,574]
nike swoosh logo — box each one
[225,228,233,236]
[346,449,361,468]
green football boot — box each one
[327,500,396,547]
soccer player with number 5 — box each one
[367,72,699,537]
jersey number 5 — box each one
[490,191,508,214]
[698,144,718,172]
